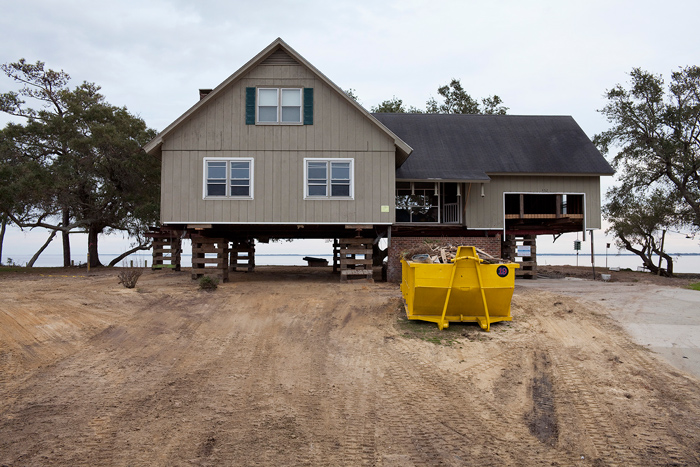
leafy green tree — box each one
[371,96,423,114]
[595,67,700,230]
[371,96,406,113]
[344,88,360,102]
[0,128,51,264]
[0,59,159,267]
[595,66,700,275]
[604,186,675,276]
[426,79,508,115]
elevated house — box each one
[144,38,613,282]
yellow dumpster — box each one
[400,246,519,331]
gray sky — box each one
[2,0,699,261]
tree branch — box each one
[107,240,152,267]
[26,229,57,267]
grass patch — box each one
[688,282,700,291]
[198,275,220,291]
[395,305,482,346]
[0,266,28,273]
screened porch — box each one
[395,181,462,224]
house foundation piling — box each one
[191,237,229,283]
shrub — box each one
[199,275,219,291]
[118,269,143,289]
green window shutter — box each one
[303,88,314,125]
[245,87,256,125]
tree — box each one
[604,186,675,276]
[0,59,159,267]
[595,67,700,229]
[595,67,700,275]
[0,128,51,264]
[371,96,405,113]
[344,88,360,102]
[426,79,508,115]
[594,66,700,278]
[371,96,423,114]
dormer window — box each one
[257,88,302,123]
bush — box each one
[199,275,219,291]
[118,268,143,289]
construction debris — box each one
[400,242,508,264]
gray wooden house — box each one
[144,38,613,282]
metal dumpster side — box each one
[400,246,519,331]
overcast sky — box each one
[2,0,699,262]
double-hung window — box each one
[204,158,253,199]
[304,159,353,199]
[258,88,302,123]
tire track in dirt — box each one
[383,337,571,465]
[533,311,648,465]
[614,341,700,465]
[380,337,520,465]
[290,299,382,466]
[531,289,700,466]
[4,271,700,465]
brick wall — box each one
[387,235,502,283]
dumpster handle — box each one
[439,255,491,331]
[438,257,462,330]
[472,255,491,331]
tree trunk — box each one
[0,215,7,265]
[107,241,152,267]
[88,225,103,268]
[27,229,57,267]
[618,233,672,276]
[62,208,71,267]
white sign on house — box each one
[516,246,531,257]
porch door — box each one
[441,183,461,224]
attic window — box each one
[246,87,313,125]
[258,88,301,123]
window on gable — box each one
[257,89,278,123]
[281,89,301,122]
[304,159,353,199]
[257,88,302,124]
[204,158,253,198]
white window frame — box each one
[203,157,254,199]
[257,88,302,124]
[303,158,354,200]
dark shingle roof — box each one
[372,113,614,180]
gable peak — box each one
[261,47,299,66]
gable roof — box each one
[372,113,614,181]
[144,38,412,160]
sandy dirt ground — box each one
[522,267,700,380]
[1,266,699,466]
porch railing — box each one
[442,202,460,223]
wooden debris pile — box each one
[400,242,508,264]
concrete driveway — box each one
[516,277,700,380]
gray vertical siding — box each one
[160,62,396,225]
[463,176,602,230]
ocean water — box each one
[4,252,700,274]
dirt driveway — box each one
[517,276,700,379]
[1,267,699,466]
